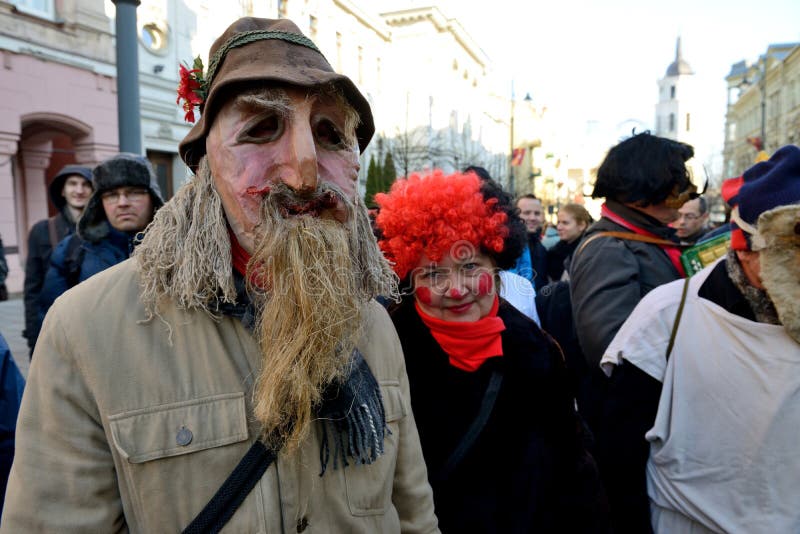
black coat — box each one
[545,237,579,282]
[390,297,607,533]
[23,211,74,351]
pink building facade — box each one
[1,54,120,293]
[1,1,119,294]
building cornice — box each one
[0,34,116,76]
[381,6,488,68]
[333,0,391,41]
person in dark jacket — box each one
[39,154,163,317]
[570,132,696,533]
[376,170,607,533]
[22,165,93,353]
[0,332,24,521]
[546,203,593,282]
[510,194,548,291]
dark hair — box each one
[695,196,708,215]
[464,167,527,270]
[592,132,694,206]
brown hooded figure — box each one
[3,17,439,534]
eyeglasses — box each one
[677,213,701,221]
[100,188,149,204]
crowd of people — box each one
[0,15,798,534]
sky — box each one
[376,0,800,172]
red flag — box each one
[746,136,763,151]
[511,148,525,167]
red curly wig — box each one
[375,170,508,280]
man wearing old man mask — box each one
[3,18,438,533]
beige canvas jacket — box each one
[2,260,438,533]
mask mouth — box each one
[279,191,338,218]
[248,183,340,219]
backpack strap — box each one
[575,230,679,258]
[63,236,86,289]
[47,216,60,250]
[433,369,503,483]
[182,440,276,534]
[665,276,691,360]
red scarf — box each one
[228,229,269,288]
[415,296,505,372]
[229,228,251,277]
[601,204,686,277]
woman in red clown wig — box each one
[375,170,607,533]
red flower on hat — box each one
[176,57,206,123]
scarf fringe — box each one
[318,351,389,475]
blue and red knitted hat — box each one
[723,144,800,250]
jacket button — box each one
[176,426,193,446]
[296,517,309,532]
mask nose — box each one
[278,121,318,193]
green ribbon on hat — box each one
[205,30,325,92]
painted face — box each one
[412,250,497,322]
[206,86,360,252]
[675,198,708,238]
[100,186,154,232]
[61,175,93,210]
[557,211,587,243]
[517,197,543,234]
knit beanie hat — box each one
[48,165,93,209]
[726,145,800,250]
[178,17,374,171]
[78,153,164,242]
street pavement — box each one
[0,297,30,378]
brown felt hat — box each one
[178,17,375,171]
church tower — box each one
[655,37,704,182]
[655,37,696,142]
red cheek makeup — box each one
[477,272,493,296]
[415,286,433,305]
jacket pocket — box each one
[109,393,256,532]
[109,392,249,463]
[344,381,406,516]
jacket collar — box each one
[603,199,678,241]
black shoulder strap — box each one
[434,369,503,483]
[665,276,692,360]
[64,236,86,289]
[182,440,276,534]
[47,216,60,250]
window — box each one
[336,32,342,71]
[669,113,675,132]
[147,150,175,200]
[308,15,317,40]
[685,113,690,132]
[11,0,55,19]
[670,85,676,98]
[140,22,169,54]
[357,46,363,85]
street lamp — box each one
[508,84,532,195]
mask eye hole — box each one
[314,119,344,149]
[239,114,283,143]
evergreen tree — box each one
[381,152,396,193]
[364,155,380,207]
